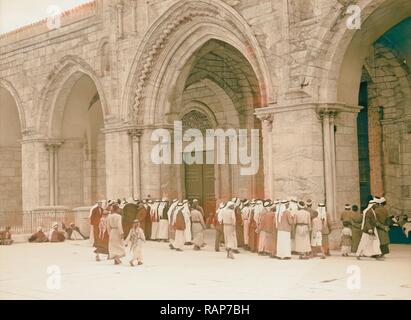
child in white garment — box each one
[125,219,146,266]
[341,221,352,257]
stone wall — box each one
[0,0,409,220]
[0,147,22,212]
[58,140,84,208]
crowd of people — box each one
[0,195,400,267]
[85,195,395,266]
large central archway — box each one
[175,39,265,212]
[124,0,275,209]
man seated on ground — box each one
[48,223,66,242]
[62,222,88,240]
[29,227,49,243]
[0,226,13,245]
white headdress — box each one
[276,201,287,223]
[288,198,299,212]
[167,200,179,222]
[316,203,327,221]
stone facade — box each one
[0,0,410,246]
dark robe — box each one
[260,210,276,255]
[145,204,152,240]
[375,205,390,254]
[340,210,354,226]
[350,211,363,253]
[248,209,259,253]
[362,209,378,234]
[49,230,65,242]
[235,206,244,247]
[174,210,186,231]
[0,230,13,245]
[62,223,87,240]
[136,205,148,233]
[29,231,48,243]
[213,213,224,251]
[90,206,103,247]
[321,214,332,255]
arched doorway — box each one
[50,74,106,208]
[125,1,275,205]
[315,0,411,215]
[171,39,264,213]
[0,86,22,213]
[356,17,411,212]
[182,110,216,214]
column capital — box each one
[116,1,124,12]
[44,140,64,151]
[316,102,362,117]
[127,128,143,140]
[254,107,274,123]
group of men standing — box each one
[87,194,392,265]
[215,198,332,260]
[217,196,392,260]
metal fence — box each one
[0,210,76,234]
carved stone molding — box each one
[44,140,64,151]
[130,1,249,123]
[127,128,143,141]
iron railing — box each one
[0,210,76,234]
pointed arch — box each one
[0,78,26,132]
[302,0,411,105]
[122,0,276,125]
[37,55,109,137]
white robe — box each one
[125,227,145,263]
[277,231,291,259]
[174,230,185,250]
[221,207,236,250]
[107,213,126,259]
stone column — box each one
[159,127,172,200]
[255,112,273,199]
[21,135,49,211]
[329,112,338,221]
[131,0,138,34]
[104,126,132,200]
[139,128,162,199]
[256,104,324,202]
[116,2,124,39]
[45,141,63,206]
[128,129,142,199]
[319,110,336,221]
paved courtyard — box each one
[0,231,410,300]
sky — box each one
[0,0,90,33]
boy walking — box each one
[341,221,352,257]
[125,219,146,266]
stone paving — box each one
[0,230,410,300]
